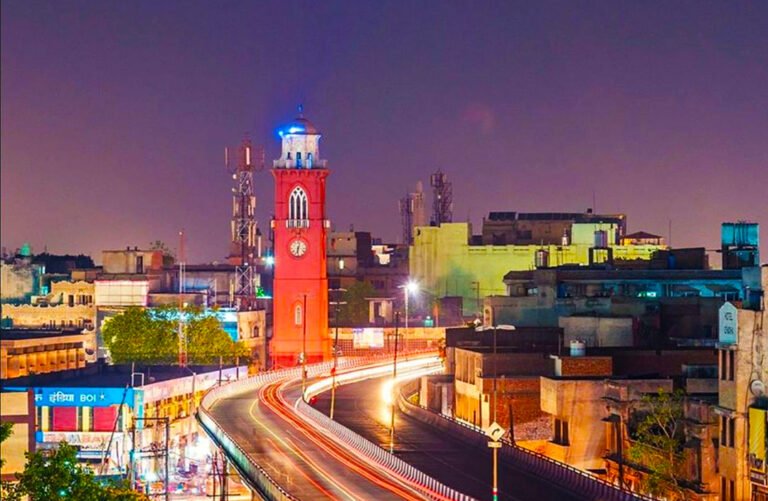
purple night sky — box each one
[2,1,767,264]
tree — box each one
[338,280,376,325]
[12,442,147,501]
[1,421,18,500]
[102,307,176,364]
[186,313,248,364]
[626,389,688,500]
[102,306,248,365]
[0,421,11,469]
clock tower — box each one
[271,110,330,367]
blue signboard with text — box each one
[5,387,135,408]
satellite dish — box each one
[751,380,765,397]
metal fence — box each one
[196,354,459,500]
[396,380,655,501]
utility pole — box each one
[178,230,186,367]
[329,287,346,420]
[301,293,308,398]
[389,311,400,454]
[130,417,170,501]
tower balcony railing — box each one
[273,159,328,169]
[286,219,310,229]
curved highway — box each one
[313,375,580,501]
[206,357,462,500]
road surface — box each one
[313,375,580,501]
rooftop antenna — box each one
[430,169,453,225]
[178,229,186,367]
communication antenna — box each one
[430,169,453,225]
[225,139,264,309]
[178,229,187,367]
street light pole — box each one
[389,310,400,454]
[329,288,346,420]
[302,293,308,398]
[475,323,515,501]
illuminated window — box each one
[289,186,308,222]
[294,304,303,325]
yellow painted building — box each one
[1,330,88,380]
[410,222,664,315]
[0,390,35,483]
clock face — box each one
[289,239,307,257]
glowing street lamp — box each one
[401,280,419,330]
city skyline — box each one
[2,1,767,263]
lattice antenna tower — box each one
[399,194,414,245]
[225,139,264,307]
[430,169,453,225]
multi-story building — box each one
[410,215,665,316]
[2,364,246,481]
[1,329,89,379]
[2,280,96,330]
[492,266,746,346]
[716,265,767,501]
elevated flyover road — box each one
[199,355,473,501]
[313,374,590,501]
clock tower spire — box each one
[270,109,330,367]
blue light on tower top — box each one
[273,106,326,169]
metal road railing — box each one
[396,380,655,501]
[296,363,477,501]
[196,353,451,501]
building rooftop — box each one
[504,267,743,282]
[0,362,242,389]
[0,328,85,341]
[624,231,662,239]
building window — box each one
[721,477,736,501]
[294,304,303,326]
[307,152,313,168]
[136,255,144,274]
[727,351,735,381]
[719,350,736,381]
[296,152,302,168]
[288,186,308,223]
[553,418,569,445]
[721,416,736,448]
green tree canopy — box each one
[102,306,248,365]
[627,389,688,500]
[12,442,147,501]
[102,307,176,364]
[0,421,11,469]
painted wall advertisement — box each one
[750,407,767,485]
[352,328,385,349]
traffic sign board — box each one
[486,421,505,442]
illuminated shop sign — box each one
[352,328,385,349]
[7,387,137,407]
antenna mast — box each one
[178,229,186,367]
[226,139,264,309]
[430,170,453,225]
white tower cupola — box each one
[273,106,326,169]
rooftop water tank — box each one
[570,340,586,357]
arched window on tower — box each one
[294,304,303,325]
[288,186,309,227]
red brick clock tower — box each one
[270,111,330,367]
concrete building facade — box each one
[410,219,664,316]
